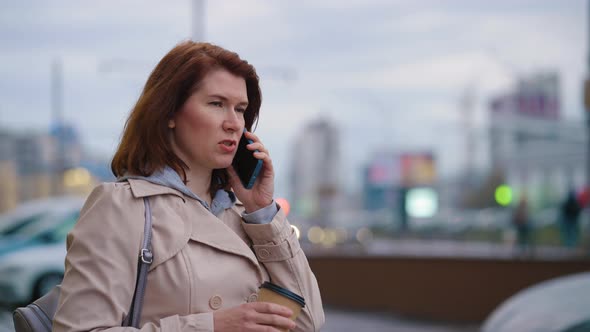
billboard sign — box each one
[366,152,436,188]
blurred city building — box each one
[488,71,587,209]
[289,118,341,227]
[0,123,109,213]
[0,128,54,209]
[0,130,19,212]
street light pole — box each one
[192,0,206,41]
[51,58,65,195]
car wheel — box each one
[33,272,63,299]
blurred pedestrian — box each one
[512,194,533,257]
[53,41,324,332]
[559,189,582,248]
[578,186,590,208]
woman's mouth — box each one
[218,140,237,153]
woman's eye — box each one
[236,108,246,114]
[209,101,223,107]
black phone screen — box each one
[232,132,263,189]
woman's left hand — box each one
[228,131,275,213]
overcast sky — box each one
[0,0,586,196]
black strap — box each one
[123,197,153,328]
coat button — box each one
[209,295,223,310]
[258,249,271,259]
[247,293,258,303]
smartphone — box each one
[232,129,263,189]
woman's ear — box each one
[168,119,176,129]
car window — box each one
[15,208,79,238]
[0,213,46,236]
[47,212,80,243]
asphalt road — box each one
[0,306,478,332]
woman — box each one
[53,41,325,332]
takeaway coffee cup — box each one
[257,282,305,331]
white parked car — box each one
[0,196,84,238]
[0,243,66,304]
[482,271,590,332]
[0,197,84,304]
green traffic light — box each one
[495,185,513,206]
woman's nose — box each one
[223,110,241,132]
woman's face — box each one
[169,68,248,174]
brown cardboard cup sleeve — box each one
[257,282,305,330]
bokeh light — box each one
[276,197,291,216]
[495,185,513,206]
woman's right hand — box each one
[213,302,297,331]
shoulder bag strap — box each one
[123,197,154,328]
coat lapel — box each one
[187,200,259,268]
[126,178,259,269]
[127,178,186,201]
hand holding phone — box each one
[232,129,263,189]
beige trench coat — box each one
[54,179,325,332]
